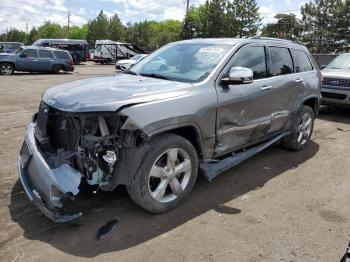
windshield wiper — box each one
[139,73,169,80]
[123,70,138,75]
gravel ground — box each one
[0,63,350,262]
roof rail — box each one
[249,36,294,42]
[249,36,306,46]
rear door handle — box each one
[261,85,274,91]
[295,78,304,83]
[33,59,39,62]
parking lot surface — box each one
[0,63,350,262]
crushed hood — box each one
[43,74,194,112]
[322,69,350,79]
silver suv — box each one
[18,37,321,222]
[321,53,350,107]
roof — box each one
[95,39,128,45]
[177,37,306,49]
[33,39,88,45]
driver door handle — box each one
[295,78,304,83]
[261,85,274,91]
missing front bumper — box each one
[18,123,82,223]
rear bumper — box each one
[65,66,74,72]
[321,87,350,106]
[18,123,82,223]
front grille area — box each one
[321,91,347,100]
[322,78,350,89]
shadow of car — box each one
[9,142,319,258]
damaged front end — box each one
[18,101,136,223]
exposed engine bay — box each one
[34,101,136,191]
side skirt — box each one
[200,132,291,181]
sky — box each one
[0,0,308,33]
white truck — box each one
[92,40,145,64]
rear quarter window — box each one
[291,49,313,73]
[54,51,71,59]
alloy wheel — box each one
[148,148,192,203]
[0,64,13,75]
[297,112,313,145]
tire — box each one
[127,133,198,213]
[52,65,63,74]
[281,105,315,151]
[0,63,14,75]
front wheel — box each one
[127,134,198,213]
[0,63,14,75]
[281,105,315,151]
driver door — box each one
[16,49,39,71]
[215,45,287,155]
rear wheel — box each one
[282,105,315,151]
[0,63,14,75]
[127,134,198,213]
[52,65,63,74]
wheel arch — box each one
[302,96,320,116]
[152,124,205,161]
[0,61,16,69]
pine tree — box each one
[232,0,261,37]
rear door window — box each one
[269,47,294,76]
[54,51,71,59]
[39,50,53,58]
[22,49,38,58]
[290,49,313,73]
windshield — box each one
[14,47,24,54]
[131,43,233,83]
[326,54,350,70]
[132,54,145,61]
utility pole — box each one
[67,10,71,38]
[26,23,29,45]
[185,0,190,39]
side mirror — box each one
[221,67,254,85]
[19,53,27,58]
[320,65,327,70]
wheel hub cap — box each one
[148,148,192,203]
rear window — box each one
[54,51,71,59]
[269,47,294,76]
[291,49,313,72]
[39,50,53,58]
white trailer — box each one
[92,40,145,64]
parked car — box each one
[115,54,147,70]
[32,39,88,64]
[0,42,24,53]
[93,39,146,64]
[0,46,74,75]
[18,37,321,223]
[321,53,350,107]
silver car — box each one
[321,53,350,107]
[18,38,321,222]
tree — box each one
[207,0,227,37]
[27,27,38,44]
[300,0,350,53]
[37,22,65,39]
[182,4,209,38]
[261,13,302,40]
[68,25,88,39]
[86,10,109,44]
[231,0,261,37]
[108,14,125,41]
[6,29,26,43]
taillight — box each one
[69,60,74,66]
